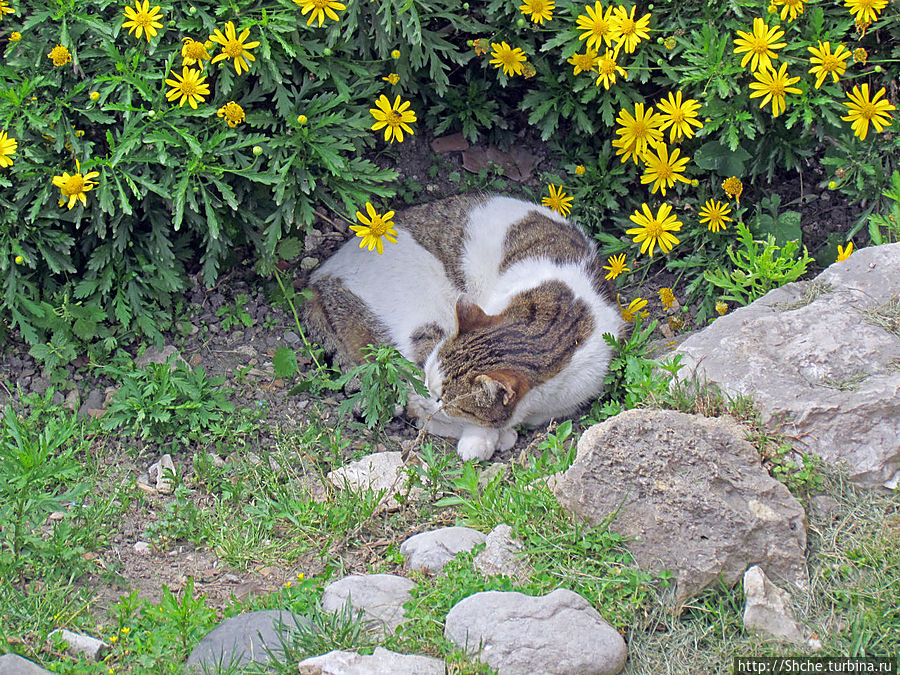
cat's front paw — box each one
[456,427,500,462]
[498,428,517,451]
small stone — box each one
[284,330,301,345]
[77,389,105,420]
[148,454,176,494]
[136,474,157,495]
[445,589,626,675]
[30,376,51,396]
[300,256,319,272]
[235,345,256,358]
[474,524,533,583]
[48,511,65,522]
[327,452,418,512]
[298,647,444,675]
[135,345,184,369]
[321,574,415,636]
[742,566,810,646]
[186,610,311,672]
[809,495,840,519]
[400,527,487,574]
[48,629,109,661]
[0,654,53,674]
[134,541,151,555]
[63,389,79,413]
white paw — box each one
[498,428,517,451]
[456,427,500,462]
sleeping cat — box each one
[303,194,623,461]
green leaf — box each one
[273,347,298,378]
[693,140,751,177]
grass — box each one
[859,294,900,339]
[1,336,897,674]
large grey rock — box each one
[742,566,820,648]
[321,574,415,635]
[400,526,486,574]
[474,524,533,583]
[0,654,53,675]
[444,589,626,675]
[553,409,808,604]
[185,610,310,671]
[675,243,900,488]
[298,647,444,674]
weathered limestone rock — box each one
[674,242,900,488]
[553,409,808,604]
[148,453,176,494]
[400,526,486,574]
[297,647,444,674]
[0,654,53,674]
[444,589,626,675]
[321,574,414,636]
[742,566,820,648]
[474,524,533,583]
[48,629,109,660]
[185,610,310,671]
[327,452,417,512]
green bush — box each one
[1,0,897,366]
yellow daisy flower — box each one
[164,67,210,109]
[121,0,163,42]
[351,202,398,254]
[293,0,347,27]
[574,165,586,175]
[626,202,682,257]
[0,131,19,169]
[715,301,728,316]
[369,94,417,144]
[656,91,703,143]
[748,62,802,118]
[698,199,733,232]
[640,144,691,196]
[844,0,887,25]
[10,31,22,41]
[594,49,626,90]
[609,5,651,54]
[614,102,663,165]
[568,49,599,76]
[0,130,17,168]
[852,47,867,64]
[542,184,573,217]
[807,41,850,89]
[217,101,245,127]
[52,160,100,210]
[771,0,804,22]
[620,296,649,322]
[48,44,72,66]
[836,242,853,261]
[0,0,14,18]
[576,1,614,51]
[472,39,489,56]
[181,37,212,69]
[209,21,260,76]
[520,0,554,24]
[489,42,527,77]
[841,83,895,140]
[658,287,676,310]
[733,17,786,73]
[602,253,630,280]
[722,176,743,204]
[382,73,400,85]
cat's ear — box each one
[455,297,503,334]
[474,369,530,407]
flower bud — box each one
[14,255,24,265]
[322,47,332,56]
[90,91,100,101]
[253,145,263,156]
[297,114,308,124]
[147,110,156,118]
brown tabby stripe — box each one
[439,281,594,424]
[499,211,592,273]
[409,322,446,367]
[394,194,484,292]
[303,275,392,367]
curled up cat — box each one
[303,194,624,461]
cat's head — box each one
[423,298,531,427]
